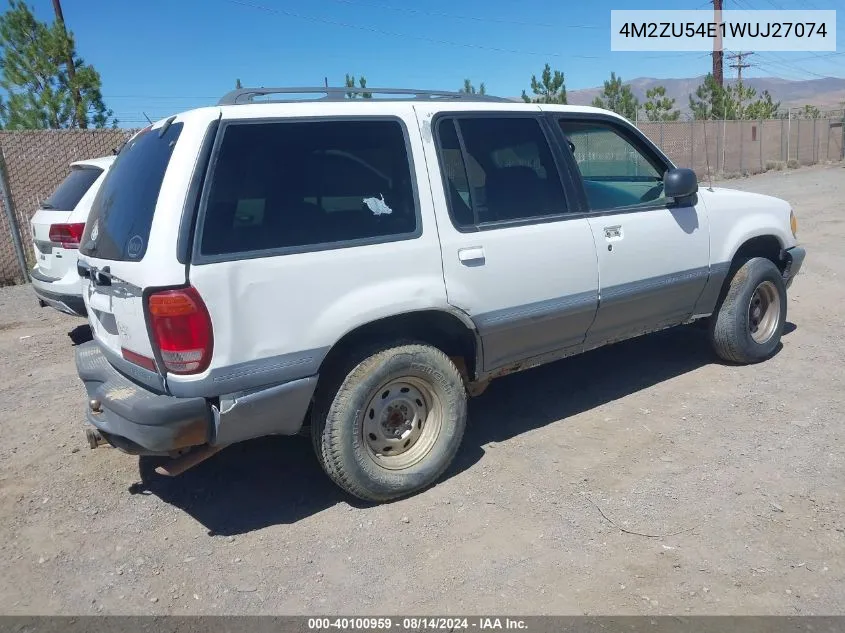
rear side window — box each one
[199,119,418,258]
[81,123,183,261]
[436,116,568,229]
[43,167,102,211]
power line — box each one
[224,0,600,59]
[325,0,601,29]
[753,52,844,79]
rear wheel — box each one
[312,343,467,502]
[709,257,787,364]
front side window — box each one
[437,116,568,229]
[199,119,417,257]
[559,120,668,211]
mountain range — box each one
[565,76,845,113]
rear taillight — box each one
[48,222,86,248]
[146,287,213,375]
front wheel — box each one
[709,257,787,364]
[312,343,467,502]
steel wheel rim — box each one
[748,280,781,344]
[361,376,442,470]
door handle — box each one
[603,225,623,239]
[458,246,485,266]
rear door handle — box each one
[603,225,623,239]
[458,246,486,266]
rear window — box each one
[81,123,183,261]
[42,167,102,211]
[198,119,417,258]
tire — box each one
[312,343,467,502]
[709,257,787,364]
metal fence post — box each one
[826,119,831,161]
[659,121,664,150]
[739,120,744,172]
[759,119,764,173]
[781,117,785,161]
[839,114,845,160]
[0,145,29,283]
[796,119,801,162]
[813,117,817,163]
[689,120,694,169]
[716,119,722,172]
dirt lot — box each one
[0,165,843,616]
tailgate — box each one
[30,209,72,277]
[78,118,191,386]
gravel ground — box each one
[0,164,843,616]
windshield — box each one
[80,123,183,261]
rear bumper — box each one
[76,341,211,455]
[75,341,318,455]
[783,246,806,289]
[30,267,86,317]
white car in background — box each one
[30,155,115,317]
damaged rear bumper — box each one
[75,341,318,456]
[75,341,211,455]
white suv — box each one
[30,156,115,316]
[75,87,805,501]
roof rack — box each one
[217,86,511,106]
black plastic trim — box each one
[177,116,221,265]
[30,283,87,317]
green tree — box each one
[689,73,731,120]
[0,0,114,129]
[798,104,821,119]
[591,72,639,120]
[522,63,566,104]
[459,79,486,95]
[344,74,372,99]
[643,85,680,121]
[740,88,779,120]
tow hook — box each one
[85,428,107,449]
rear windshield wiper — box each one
[41,203,55,209]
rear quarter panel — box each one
[177,103,451,396]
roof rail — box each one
[217,86,511,106]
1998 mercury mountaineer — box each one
[75,87,805,501]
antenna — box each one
[142,112,153,125]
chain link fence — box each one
[1,117,843,286]
[636,115,844,179]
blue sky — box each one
[22,0,845,126]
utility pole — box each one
[728,51,753,118]
[712,0,724,88]
[51,0,85,129]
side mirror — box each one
[663,168,698,200]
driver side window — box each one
[559,120,668,211]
